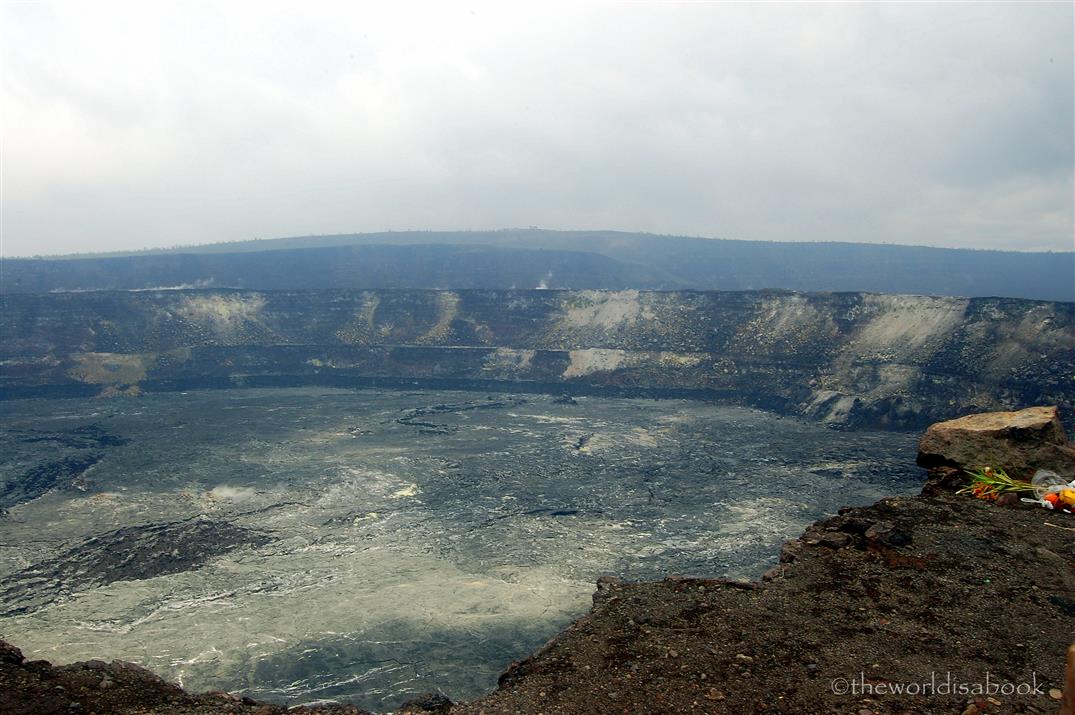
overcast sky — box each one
[2,1,1072,257]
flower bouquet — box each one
[959,466,1074,513]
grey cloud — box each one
[1,1,1071,256]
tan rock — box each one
[916,406,1075,479]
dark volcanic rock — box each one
[396,397,527,434]
[450,414,1074,713]
[0,453,103,510]
[916,405,1075,479]
[396,692,454,714]
[0,517,269,616]
[0,425,130,515]
[17,424,130,449]
[452,491,1075,715]
[0,641,24,665]
[0,641,374,714]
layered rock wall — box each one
[2,289,1073,430]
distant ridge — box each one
[4,230,1072,301]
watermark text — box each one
[830,671,1045,697]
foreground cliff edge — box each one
[2,407,1073,715]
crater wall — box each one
[2,289,1072,430]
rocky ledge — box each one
[2,408,1074,714]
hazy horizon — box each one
[6,228,1075,261]
[2,2,1073,257]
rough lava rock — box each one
[916,405,1075,479]
[396,692,455,714]
[0,517,270,617]
[0,645,374,714]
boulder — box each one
[917,406,1075,479]
[0,640,23,665]
[395,693,454,714]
